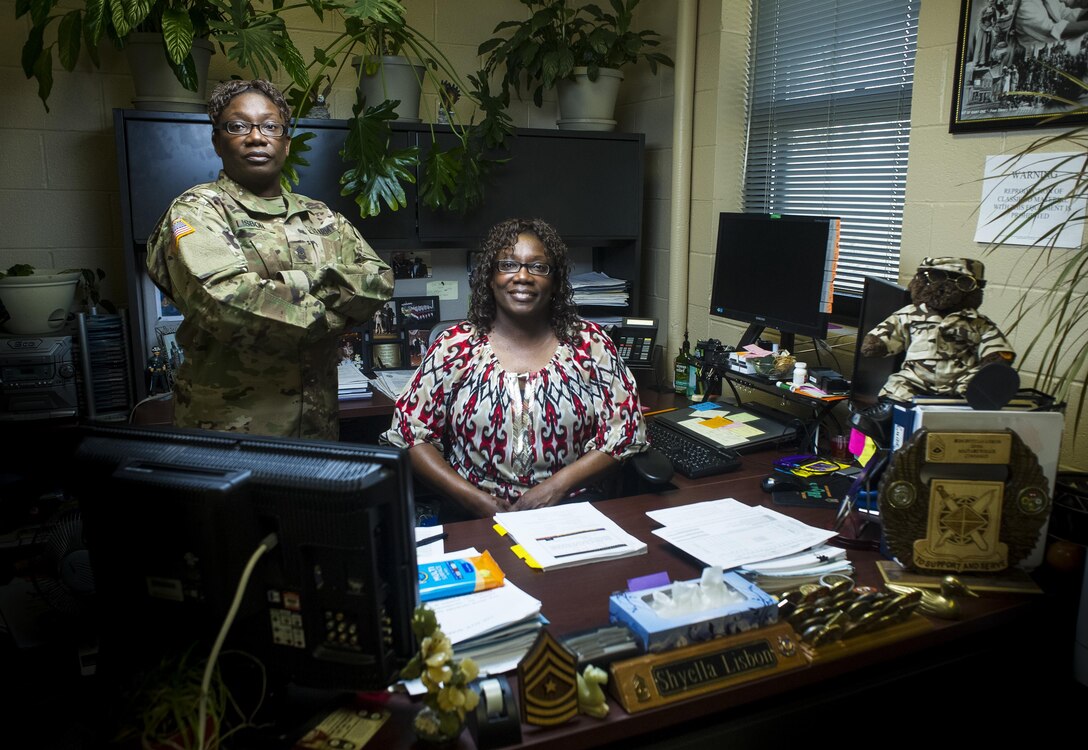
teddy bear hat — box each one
[918,256,985,282]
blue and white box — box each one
[609,571,778,653]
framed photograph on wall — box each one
[950,0,1088,132]
[395,296,441,331]
[154,285,184,321]
[155,322,184,382]
[369,299,400,340]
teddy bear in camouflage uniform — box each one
[860,256,1018,408]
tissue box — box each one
[609,571,778,652]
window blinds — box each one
[743,0,919,299]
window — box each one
[743,0,919,317]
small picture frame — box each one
[338,327,366,370]
[155,286,184,321]
[395,295,441,331]
[155,322,184,384]
[369,300,400,340]
[388,250,432,280]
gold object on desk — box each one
[879,428,1051,574]
[778,582,933,663]
[607,622,805,713]
[885,575,979,620]
[518,629,578,726]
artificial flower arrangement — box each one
[400,607,480,742]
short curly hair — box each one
[207,79,292,126]
[468,218,580,342]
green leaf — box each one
[340,100,419,217]
[161,7,195,66]
[212,16,285,82]
[32,47,54,110]
[56,11,83,71]
[419,146,461,211]
[21,23,45,79]
[83,0,105,58]
[280,130,314,191]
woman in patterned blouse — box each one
[383,218,647,518]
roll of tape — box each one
[480,677,503,717]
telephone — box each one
[611,317,658,369]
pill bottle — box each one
[792,362,807,388]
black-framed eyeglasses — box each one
[495,260,552,276]
[919,268,984,292]
[218,120,287,138]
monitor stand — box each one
[738,324,794,354]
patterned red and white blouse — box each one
[383,320,647,502]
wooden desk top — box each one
[357,455,1053,749]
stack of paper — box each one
[495,502,647,570]
[337,361,373,400]
[414,538,546,679]
[369,369,415,400]
[427,579,546,677]
[647,499,850,590]
[739,545,852,594]
[570,271,629,307]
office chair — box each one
[428,320,461,347]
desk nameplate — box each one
[608,622,805,713]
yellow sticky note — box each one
[510,544,542,569]
[493,523,508,537]
[858,435,877,466]
[699,415,734,429]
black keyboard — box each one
[647,418,742,479]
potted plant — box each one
[478,0,673,129]
[17,0,305,112]
[292,2,514,217]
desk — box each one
[352,453,1078,749]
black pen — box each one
[416,532,448,547]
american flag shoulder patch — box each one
[172,219,195,241]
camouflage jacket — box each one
[867,303,1015,399]
[146,172,393,440]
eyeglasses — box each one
[218,120,287,138]
[495,260,552,276]
[919,268,984,292]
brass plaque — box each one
[925,432,1011,464]
[913,479,1009,573]
[608,622,806,713]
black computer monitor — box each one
[849,276,911,407]
[70,424,419,696]
[708,212,840,352]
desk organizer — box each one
[609,571,777,653]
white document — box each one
[739,544,847,573]
[650,504,838,571]
[428,579,542,646]
[495,502,647,570]
[645,498,753,526]
[413,526,448,562]
[975,152,1088,247]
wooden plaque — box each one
[607,622,806,713]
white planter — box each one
[556,67,624,130]
[127,32,214,113]
[0,270,81,334]
[352,55,425,122]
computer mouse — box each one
[761,476,800,493]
